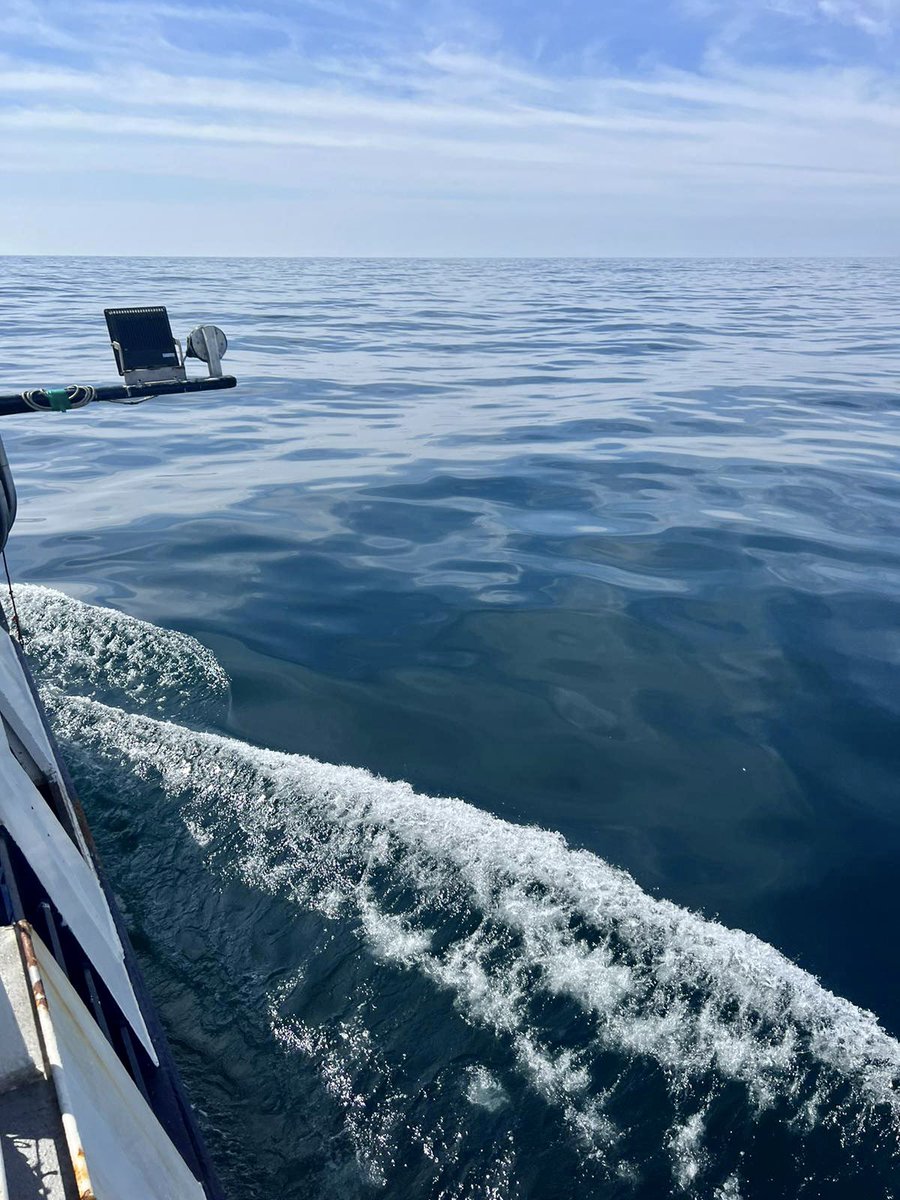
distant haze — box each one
[1,0,898,256]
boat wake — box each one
[8,585,899,1199]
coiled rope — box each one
[21,385,96,413]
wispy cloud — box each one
[800,0,897,36]
[0,0,897,254]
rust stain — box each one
[14,922,99,1200]
[16,920,49,1009]
[72,1146,97,1200]
[16,919,37,967]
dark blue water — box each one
[1,257,898,1199]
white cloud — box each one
[687,0,899,33]
[0,1,897,253]
[815,0,899,34]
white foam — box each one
[465,1067,509,1113]
[713,1175,743,1200]
[52,692,900,1140]
[6,584,229,725]
[668,1111,708,1192]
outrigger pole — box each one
[0,306,237,417]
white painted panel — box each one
[0,630,93,867]
[0,740,157,1063]
[32,932,205,1200]
[0,633,56,779]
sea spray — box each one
[50,691,900,1113]
[10,583,229,725]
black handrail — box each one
[0,374,237,417]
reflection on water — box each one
[1,257,899,1199]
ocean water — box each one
[0,256,898,1198]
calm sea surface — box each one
[0,257,898,1198]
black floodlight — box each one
[105,306,187,384]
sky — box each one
[0,0,898,256]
